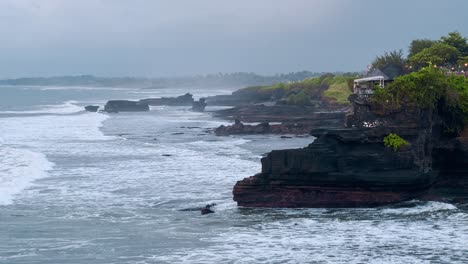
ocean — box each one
[0,85,467,264]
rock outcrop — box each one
[205,89,273,106]
[233,95,468,207]
[215,104,345,124]
[215,120,315,136]
[192,98,207,112]
[139,93,194,106]
[84,105,99,112]
[104,100,149,113]
[233,127,434,207]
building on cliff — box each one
[353,64,405,96]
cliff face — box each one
[233,95,467,207]
[429,134,468,201]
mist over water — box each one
[0,86,467,263]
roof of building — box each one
[354,76,386,83]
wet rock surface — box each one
[215,120,315,136]
[84,105,99,112]
[104,100,149,113]
[214,104,346,136]
[192,98,207,112]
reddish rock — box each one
[233,127,434,207]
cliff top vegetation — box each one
[233,73,358,106]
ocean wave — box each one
[38,86,132,91]
[0,146,54,205]
[382,201,458,215]
[0,101,83,115]
[0,112,112,144]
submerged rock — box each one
[104,100,149,113]
[179,203,217,215]
[201,208,214,215]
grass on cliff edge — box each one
[236,74,356,106]
[322,82,352,105]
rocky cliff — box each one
[233,95,468,207]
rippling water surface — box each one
[0,86,467,264]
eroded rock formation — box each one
[139,93,194,106]
[84,105,99,112]
[104,100,149,113]
[192,98,207,112]
[233,95,468,207]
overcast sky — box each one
[0,0,467,78]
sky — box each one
[0,0,467,78]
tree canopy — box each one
[408,43,460,69]
[371,66,468,134]
[370,31,468,72]
[441,31,468,56]
[370,49,406,72]
[408,39,437,58]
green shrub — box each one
[287,90,311,105]
[371,67,468,133]
[384,133,409,151]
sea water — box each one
[0,85,467,264]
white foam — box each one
[37,86,132,91]
[0,101,83,115]
[0,146,54,205]
[0,112,111,144]
[0,109,112,205]
[382,201,457,215]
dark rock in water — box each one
[84,105,99,112]
[179,203,217,214]
[104,100,149,113]
[192,98,207,112]
[162,154,172,157]
[201,208,214,215]
[280,136,293,139]
[233,127,435,208]
[139,93,194,106]
[201,203,216,215]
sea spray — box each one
[0,146,54,205]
